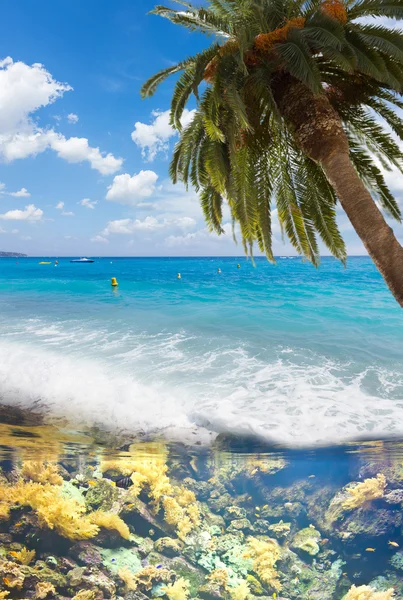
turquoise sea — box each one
[0,255,402,446]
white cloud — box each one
[80,198,97,209]
[106,170,158,205]
[61,211,74,217]
[91,235,109,243]
[56,201,64,210]
[11,229,19,234]
[0,226,5,233]
[0,203,43,221]
[101,215,196,236]
[9,187,30,197]
[67,113,79,124]
[51,136,123,175]
[0,57,122,175]
[0,183,5,192]
[21,235,32,240]
[131,109,195,161]
[166,223,234,247]
[0,56,71,133]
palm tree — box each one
[142,0,403,307]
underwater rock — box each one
[280,550,343,600]
[32,561,67,588]
[100,547,142,576]
[227,519,253,534]
[253,520,272,535]
[207,493,234,514]
[384,489,403,505]
[358,460,403,489]
[213,534,245,555]
[122,498,170,538]
[154,537,184,557]
[246,574,264,595]
[147,553,205,597]
[69,542,103,567]
[85,479,118,512]
[291,526,321,556]
[198,581,223,600]
[130,535,154,557]
[390,550,403,571]
[67,565,116,598]
[183,479,211,501]
[57,556,79,574]
[335,507,402,540]
[223,507,246,522]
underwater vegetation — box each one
[0,433,402,599]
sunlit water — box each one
[0,256,402,445]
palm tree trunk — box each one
[322,151,403,307]
[275,76,403,308]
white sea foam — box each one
[1,326,403,446]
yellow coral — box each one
[0,503,10,521]
[0,480,128,541]
[207,569,229,587]
[119,566,138,592]
[21,461,63,486]
[72,592,96,600]
[119,565,172,593]
[90,511,130,540]
[0,592,9,599]
[163,577,191,600]
[9,547,36,565]
[101,445,200,538]
[344,585,394,600]
[35,581,55,599]
[342,474,386,510]
[244,537,282,592]
[229,580,250,600]
[0,560,26,589]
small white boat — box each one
[70,257,95,263]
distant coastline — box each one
[0,251,27,257]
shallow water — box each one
[0,423,402,599]
[1,256,403,445]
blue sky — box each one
[0,1,402,257]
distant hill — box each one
[0,251,27,257]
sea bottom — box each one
[0,419,402,600]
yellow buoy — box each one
[111,277,118,287]
[177,273,181,279]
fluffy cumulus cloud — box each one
[9,187,30,197]
[67,113,79,124]
[56,201,64,210]
[0,57,122,175]
[80,198,97,209]
[131,109,195,161]
[106,170,158,205]
[101,216,196,237]
[0,183,31,197]
[0,203,43,221]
